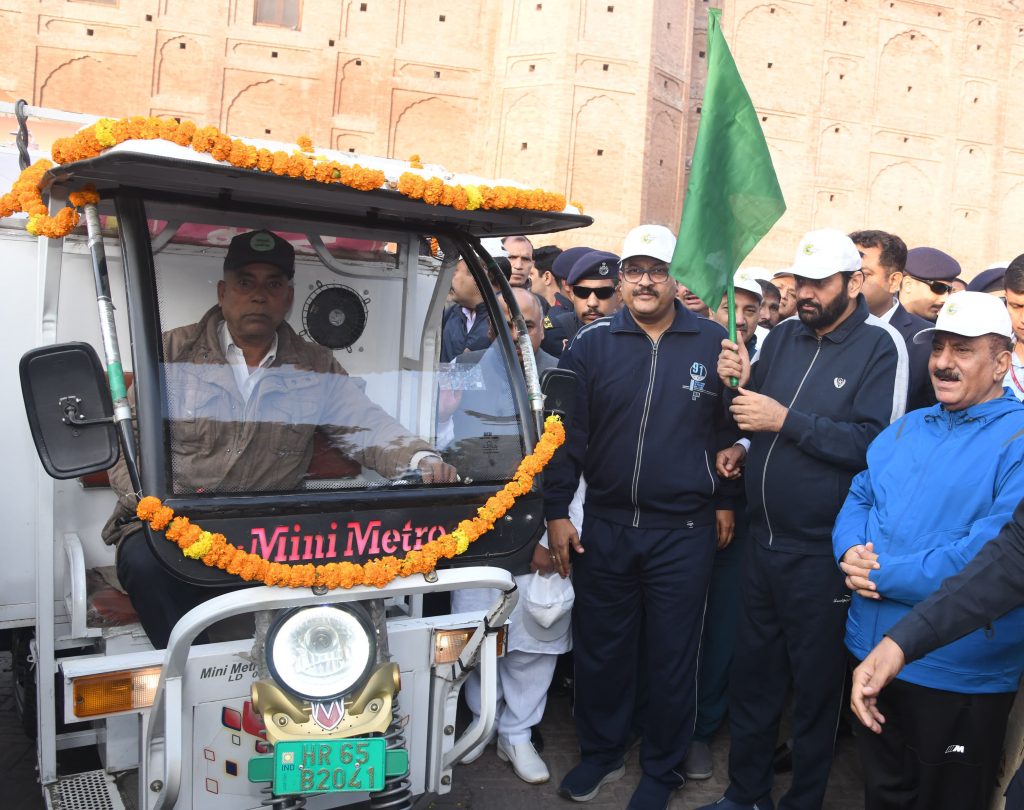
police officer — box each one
[547,224,736,809]
[541,245,592,356]
[898,247,960,322]
[544,250,621,352]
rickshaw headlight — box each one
[266,605,376,702]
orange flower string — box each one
[136,415,565,590]
[1,115,570,240]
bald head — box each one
[500,287,544,352]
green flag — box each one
[671,8,786,333]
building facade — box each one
[1,0,1021,272]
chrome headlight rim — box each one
[265,604,378,703]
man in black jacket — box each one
[547,224,737,810]
[698,228,908,810]
[849,229,935,412]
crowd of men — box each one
[441,227,1024,810]
[106,222,1024,810]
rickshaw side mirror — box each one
[541,367,577,425]
[19,342,120,480]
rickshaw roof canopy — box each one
[44,139,592,238]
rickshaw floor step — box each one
[44,769,126,810]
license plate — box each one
[273,738,386,794]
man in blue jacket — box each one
[835,291,1024,810]
[701,228,908,810]
[546,224,737,810]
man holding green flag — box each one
[670,8,785,341]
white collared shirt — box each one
[879,300,899,324]
[218,320,278,403]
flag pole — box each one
[727,281,738,388]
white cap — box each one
[741,266,774,282]
[621,224,676,264]
[790,228,862,280]
[734,268,764,301]
[520,571,574,642]
[480,237,508,258]
[913,291,1014,344]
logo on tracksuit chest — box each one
[684,361,717,401]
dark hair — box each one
[848,230,908,274]
[533,244,562,272]
[990,334,1013,358]
[756,278,780,300]
[487,256,512,287]
[1006,254,1024,295]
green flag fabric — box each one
[670,8,786,316]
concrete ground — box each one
[420,691,865,810]
[0,649,864,810]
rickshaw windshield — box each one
[149,217,528,496]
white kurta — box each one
[453,479,585,743]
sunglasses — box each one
[909,275,954,296]
[572,285,617,300]
[621,265,671,284]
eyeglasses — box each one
[572,285,617,300]
[909,275,954,296]
[621,264,671,284]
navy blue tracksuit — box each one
[726,296,907,810]
[545,301,737,789]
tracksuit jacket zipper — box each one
[761,336,823,546]
[631,336,660,527]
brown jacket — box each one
[103,306,431,544]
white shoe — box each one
[460,729,496,764]
[497,737,550,784]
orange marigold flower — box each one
[397,172,426,200]
[296,134,314,152]
[150,505,175,531]
[270,151,290,175]
[423,177,444,205]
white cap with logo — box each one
[734,268,764,300]
[790,228,861,280]
[913,291,1014,344]
[621,224,677,264]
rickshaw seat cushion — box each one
[86,566,140,628]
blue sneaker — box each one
[692,797,775,810]
[557,760,626,802]
[626,774,680,809]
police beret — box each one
[905,247,961,282]
[567,250,620,286]
[966,266,1006,294]
[551,246,593,280]
[225,229,295,278]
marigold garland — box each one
[134,415,565,590]
[0,115,570,240]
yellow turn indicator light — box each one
[72,667,161,718]
[433,626,507,665]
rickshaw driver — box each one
[102,229,457,648]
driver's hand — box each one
[418,456,458,484]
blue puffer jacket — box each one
[834,389,1024,693]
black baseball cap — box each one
[224,230,295,278]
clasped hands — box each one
[841,542,882,599]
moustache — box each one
[634,286,659,296]
[797,298,819,311]
[934,369,961,382]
